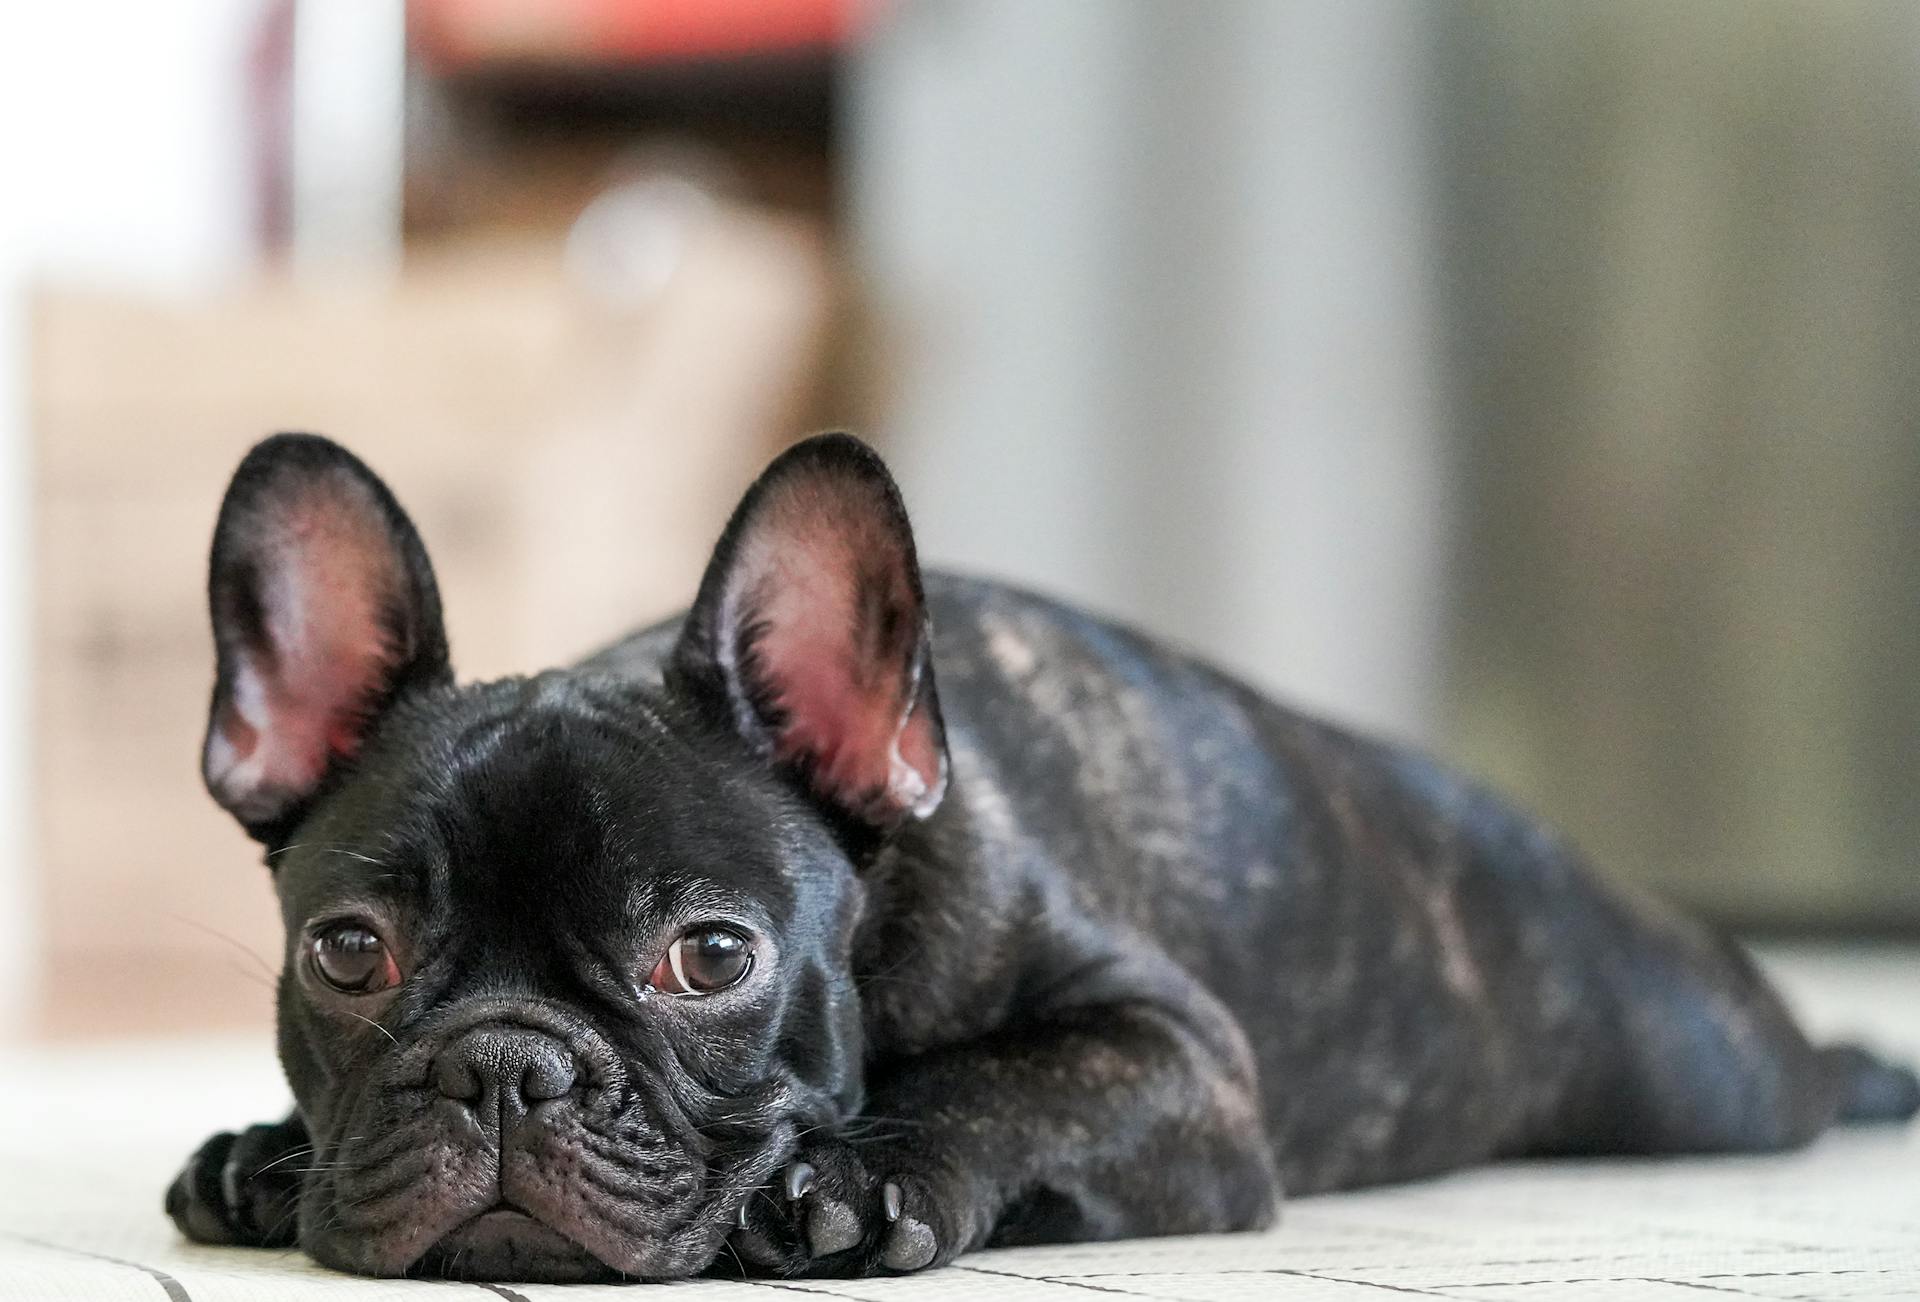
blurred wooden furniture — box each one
[30,216,832,1037]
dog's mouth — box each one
[308,1118,794,1281]
[307,1019,806,1281]
[416,1205,617,1283]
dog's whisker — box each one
[265,841,392,868]
[248,1144,318,1178]
[341,1010,399,1047]
[163,912,279,981]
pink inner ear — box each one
[721,479,945,822]
[204,477,410,821]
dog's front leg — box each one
[728,989,1279,1277]
[165,1112,310,1248]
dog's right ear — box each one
[203,434,451,843]
[669,433,948,833]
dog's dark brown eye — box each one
[311,924,398,994]
[650,928,752,995]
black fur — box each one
[168,432,1917,1280]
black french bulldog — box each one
[167,432,1917,1281]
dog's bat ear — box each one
[671,433,948,831]
[202,434,451,842]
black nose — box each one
[431,1027,578,1124]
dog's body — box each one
[168,433,1917,1281]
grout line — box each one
[1025,1264,1459,1299]
[0,1230,195,1302]
[737,1277,879,1302]
[957,1263,1187,1301]
[1667,1283,1777,1301]
[1274,1270,1459,1298]
[1430,1269,1896,1293]
[1699,1269,1899,1282]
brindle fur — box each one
[597,575,1901,1206]
[167,434,1917,1281]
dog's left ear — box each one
[671,433,948,830]
[203,434,452,842]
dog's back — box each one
[599,569,1919,1194]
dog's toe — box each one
[806,1197,864,1256]
[168,1131,241,1245]
[780,1153,865,1258]
[724,1142,956,1277]
[879,1214,938,1272]
[167,1123,304,1250]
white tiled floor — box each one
[0,945,1913,1301]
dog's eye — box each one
[310,924,399,994]
[649,928,752,996]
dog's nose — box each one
[431,1027,577,1123]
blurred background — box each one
[0,0,1914,1041]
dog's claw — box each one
[784,1160,817,1202]
[728,1143,949,1274]
[730,1193,785,1268]
[807,1197,864,1256]
[880,1215,938,1271]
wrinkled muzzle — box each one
[296,997,796,1281]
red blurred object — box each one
[410,0,865,72]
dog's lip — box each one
[467,1207,539,1228]
[419,1203,611,1280]
[446,1203,565,1238]
[435,1203,580,1253]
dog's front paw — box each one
[164,1119,306,1248]
[726,1136,971,1277]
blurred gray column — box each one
[849,0,1446,742]
[290,0,406,277]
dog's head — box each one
[200,433,947,1279]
